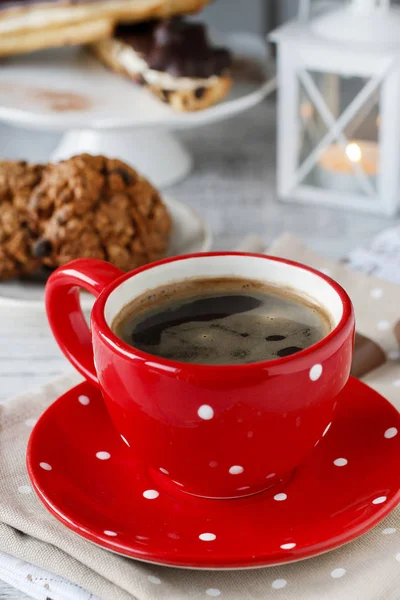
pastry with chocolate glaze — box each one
[90,18,233,112]
[0,160,44,280]
[0,0,212,56]
[29,154,172,271]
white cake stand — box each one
[0,32,275,188]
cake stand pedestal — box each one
[52,128,193,188]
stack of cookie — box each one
[0,0,233,112]
[0,154,172,281]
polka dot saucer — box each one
[27,377,400,569]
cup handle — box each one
[45,258,123,388]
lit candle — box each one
[299,102,314,121]
[317,140,379,193]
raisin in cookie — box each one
[0,160,44,280]
[29,154,171,271]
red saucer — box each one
[27,377,400,569]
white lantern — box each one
[270,0,400,215]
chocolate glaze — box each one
[115,18,232,79]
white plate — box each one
[0,197,212,310]
[0,33,274,131]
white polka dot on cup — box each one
[280,543,296,550]
[148,575,161,584]
[199,533,216,541]
[333,458,348,467]
[330,568,346,579]
[382,528,396,535]
[370,288,383,299]
[18,485,31,495]
[78,395,90,405]
[384,427,398,439]
[104,530,117,536]
[377,320,390,331]
[272,579,287,590]
[198,405,214,420]
[229,465,244,475]
[39,462,52,471]
[143,490,159,499]
[96,451,110,460]
[206,589,221,597]
[274,493,287,502]
[372,496,387,505]
[309,364,323,381]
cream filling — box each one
[112,41,218,91]
[117,43,148,73]
[0,0,161,34]
[145,69,218,91]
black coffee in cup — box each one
[112,277,332,365]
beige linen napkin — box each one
[1,234,400,600]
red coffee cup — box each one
[46,253,355,499]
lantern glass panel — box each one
[297,70,380,198]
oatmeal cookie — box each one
[29,154,171,271]
[0,160,44,280]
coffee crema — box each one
[112,277,332,365]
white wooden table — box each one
[0,99,398,599]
